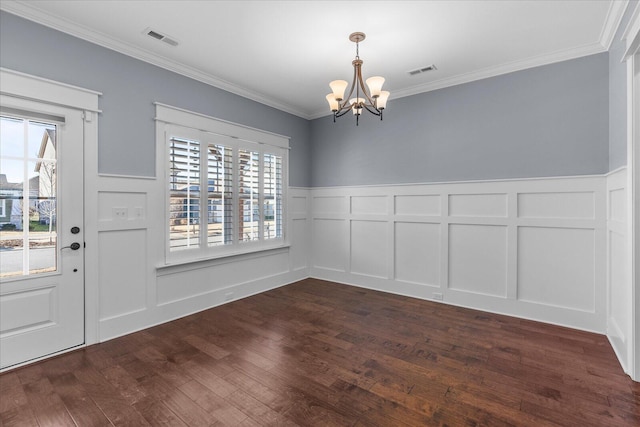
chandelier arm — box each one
[335,102,354,115]
[338,63,359,111]
[362,104,382,116]
[356,62,378,107]
[334,108,353,119]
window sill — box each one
[156,242,290,275]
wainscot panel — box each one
[312,219,349,272]
[94,180,310,341]
[351,196,388,215]
[394,194,440,216]
[449,193,508,217]
[517,226,595,311]
[350,220,389,279]
[518,191,595,219]
[449,223,508,297]
[98,229,148,320]
[309,175,606,333]
[312,196,349,215]
[156,250,290,306]
[394,222,440,287]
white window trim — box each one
[155,103,290,266]
[0,199,6,218]
[155,103,289,149]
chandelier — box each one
[326,32,390,125]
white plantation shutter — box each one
[206,143,233,247]
[158,104,288,264]
[169,137,200,251]
[239,149,260,242]
[263,153,282,240]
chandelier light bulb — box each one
[326,94,339,111]
[329,80,348,101]
[366,76,385,98]
[376,91,390,110]
[350,97,365,115]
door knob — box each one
[62,242,81,250]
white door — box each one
[0,96,85,370]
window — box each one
[157,104,288,264]
[1,114,59,277]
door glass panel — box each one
[0,116,57,278]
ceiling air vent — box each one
[408,64,437,76]
[144,28,179,47]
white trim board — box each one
[0,68,101,112]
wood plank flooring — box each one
[1,278,638,426]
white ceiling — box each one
[1,1,627,119]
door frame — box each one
[0,68,101,363]
[621,3,640,382]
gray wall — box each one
[609,1,639,171]
[0,11,312,187]
[0,10,617,188]
[310,53,609,187]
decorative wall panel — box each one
[312,196,348,215]
[395,222,440,286]
[518,226,595,311]
[310,175,606,333]
[351,196,387,215]
[312,219,348,271]
[518,192,594,219]
[351,220,388,278]
[449,224,508,297]
[395,195,440,216]
[98,229,147,320]
[449,193,507,217]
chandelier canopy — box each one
[326,32,390,125]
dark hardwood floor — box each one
[1,278,638,426]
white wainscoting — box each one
[91,173,615,343]
[310,176,607,333]
[91,174,310,341]
[606,167,631,374]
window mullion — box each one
[199,135,207,250]
[258,149,265,241]
[165,131,171,259]
[232,144,239,246]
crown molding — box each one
[2,0,622,122]
[621,1,640,58]
[601,0,630,50]
[309,0,622,120]
[0,1,311,120]
[308,41,607,120]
